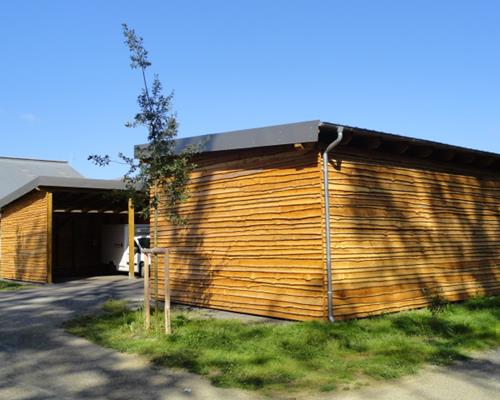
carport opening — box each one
[51,190,147,282]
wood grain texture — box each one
[0,190,49,283]
[152,141,499,321]
[326,146,500,320]
[153,145,327,320]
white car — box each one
[117,235,150,277]
[101,224,150,277]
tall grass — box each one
[66,296,500,395]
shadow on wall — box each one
[156,144,326,320]
[329,146,500,319]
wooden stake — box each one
[143,253,151,330]
[164,249,171,334]
[154,254,159,314]
[46,191,53,284]
[153,201,159,314]
[127,198,135,279]
[144,247,170,334]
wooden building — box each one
[136,121,500,321]
[0,157,138,283]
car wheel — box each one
[139,261,145,278]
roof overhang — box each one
[134,120,500,172]
[0,176,129,210]
[135,120,321,157]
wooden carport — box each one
[0,176,142,283]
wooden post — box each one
[154,254,159,314]
[164,249,171,334]
[144,248,170,334]
[46,192,53,284]
[143,252,151,330]
[153,196,159,314]
[128,198,135,279]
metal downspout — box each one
[322,126,344,322]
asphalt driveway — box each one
[0,276,258,400]
[0,276,498,400]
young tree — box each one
[90,24,195,224]
[90,25,196,332]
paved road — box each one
[325,348,500,400]
[0,276,258,400]
[1,276,498,400]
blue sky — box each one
[1,1,499,178]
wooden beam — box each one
[164,249,171,334]
[410,146,434,158]
[143,253,150,330]
[364,138,382,150]
[351,136,382,150]
[128,198,135,279]
[457,153,476,164]
[435,149,455,161]
[384,141,410,154]
[144,247,170,334]
[293,143,314,152]
[46,192,53,284]
[341,132,353,145]
[476,157,494,167]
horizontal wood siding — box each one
[0,190,49,283]
[327,147,500,319]
[154,145,326,320]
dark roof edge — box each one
[134,120,499,167]
[319,122,500,161]
[135,120,321,158]
[0,176,129,210]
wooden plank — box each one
[149,141,499,322]
[128,198,135,279]
[0,190,49,283]
[327,146,500,319]
[46,191,53,284]
[143,253,150,330]
[164,250,171,334]
[152,145,327,320]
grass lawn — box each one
[66,296,500,397]
[0,280,30,291]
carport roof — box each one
[0,176,128,210]
[0,157,83,201]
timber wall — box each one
[0,190,49,283]
[154,145,327,320]
[326,146,500,319]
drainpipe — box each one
[322,125,344,322]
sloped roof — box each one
[134,120,500,171]
[135,120,319,155]
[0,157,131,210]
[0,157,83,201]
[0,176,129,209]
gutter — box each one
[321,125,344,322]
